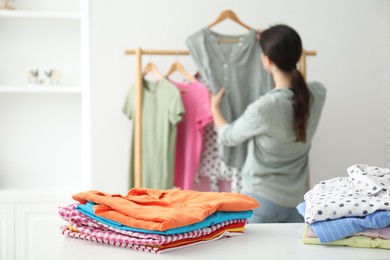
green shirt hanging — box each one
[122,78,184,189]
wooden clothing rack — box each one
[124,47,316,188]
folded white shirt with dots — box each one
[304,164,390,224]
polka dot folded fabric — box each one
[304,164,390,224]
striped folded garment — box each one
[58,203,248,253]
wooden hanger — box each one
[142,62,162,80]
[165,61,196,83]
[208,10,251,30]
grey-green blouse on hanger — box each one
[186,27,273,168]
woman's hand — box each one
[210,87,225,113]
[210,88,228,130]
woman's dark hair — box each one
[260,24,311,142]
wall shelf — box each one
[0,0,88,258]
[0,85,81,93]
[0,10,80,19]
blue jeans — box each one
[243,193,303,223]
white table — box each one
[57,223,390,260]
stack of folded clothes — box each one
[58,188,259,253]
[297,164,390,250]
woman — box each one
[211,24,326,223]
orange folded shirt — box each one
[72,188,259,231]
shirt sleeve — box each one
[195,84,213,129]
[169,92,185,125]
[122,84,135,119]
[186,30,214,92]
[217,99,269,146]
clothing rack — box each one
[124,47,317,188]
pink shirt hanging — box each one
[172,80,213,190]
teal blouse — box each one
[218,82,326,207]
[186,27,273,168]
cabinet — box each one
[0,0,90,190]
[0,203,14,260]
[0,190,74,260]
[0,0,90,259]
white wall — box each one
[90,0,389,193]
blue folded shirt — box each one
[297,202,390,243]
[77,202,252,235]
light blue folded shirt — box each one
[297,202,390,243]
[77,202,252,235]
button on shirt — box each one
[186,28,273,168]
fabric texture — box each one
[61,226,243,254]
[218,82,326,207]
[302,224,390,250]
[122,78,184,189]
[172,80,213,190]
[196,123,243,192]
[186,27,273,168]
[303,164,390,223]
[297,202,390,243]
[75,201,253,235]
[306,225,390,241]
[72,188,259,231]
[58,203,246,246]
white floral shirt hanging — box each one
[196,123,242,193]
[304,164,390,224]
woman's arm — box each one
[210,88,267,147]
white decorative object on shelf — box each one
[27,68,63,87]
[27,69,40,86]
[45,68,62,85]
